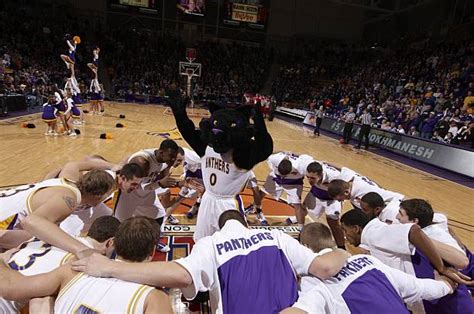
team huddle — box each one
[0,92,472,313]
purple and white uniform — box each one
[67,40,76,63]
[89,78,101,100]
[54,92,66,114]
[263,152,314,204]
[92,49,99,67]
[303,162,342,219]
[42,102,56,122]
[360,219,473,314]
[338,167,405,214]
[178,147,202,199]
[176,220,318,313]
[295,253,452,314]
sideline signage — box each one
[276,107,473,178]
[163,224,300,236]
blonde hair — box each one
[76,169,115,197]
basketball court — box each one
[1,102,472,312]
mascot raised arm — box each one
[166,88,273,241]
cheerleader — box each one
[87,46,100,74]
[60,34,81,77]
[89,76,101,115]
[42,95,58,136]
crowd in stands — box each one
[275,40,474,148]
[107,30,272,104]
[1,0,472,147]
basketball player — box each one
[72,210,350,313]
[396,199,469,268]
[244,171,267,226]
[359,191,402,224]
[0,216,120,313]
[171,146,204,220]
[0,217,172,313]
[298,161,345,248]
[327,170,405,210]
[167,91,273,241]
[263,151,314,229]
[281,223,456,314]
[0,169,116,258]
[114,140,179,251]
[340,209,474,313]
[58,162,146,237]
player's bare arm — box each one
[72,253,192,288]
[20,189,91,256]
[430,239,469,269]
[308,249,351,280]
[0,262,75,301]
[408,224,473,286]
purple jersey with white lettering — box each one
[176,220,317,314]
[295,254,451,314]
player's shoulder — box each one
[144,288,173,313]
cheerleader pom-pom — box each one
[73,36,81,44]
[99,133,113,139]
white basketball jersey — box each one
[8,237,92,276]
[0,179,81,230]
[54,274,154,314]
[183,147,202,173]
[351,176,404,209]
[201,146,251,197]
[128,149,168,184]
[267,152,313,179]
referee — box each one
[357,108,372,149]
[342,107,356,144]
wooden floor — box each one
[1,102,473,249]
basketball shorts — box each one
[263,175,302,205]
[303,192,342,220]
[193,191,244,242]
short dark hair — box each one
[159,139,179,152]
[361,192,384,209]
[77,169,116,197]
[306,162,323,175]
[277,159,292,176]
[300,222,336,253]
[177,146,185,156]
[218,210,247,229]
[114,217,160,262]
[87,216,121,242]
[400,199,434,228]
[327,180,349,198]
[120,163,146,180]
[340,209,370,228]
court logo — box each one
[147,127,182,140]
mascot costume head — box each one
[199,103,254,154]
[166,86,273,170]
